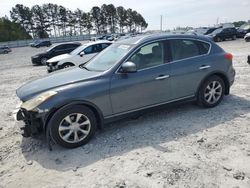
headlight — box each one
[21,91,57,111]
[32,55,39,58]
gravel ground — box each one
[0,39,249,188]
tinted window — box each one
[101,43,110,49]
[84,46,94,54]
[54,45,66,50]
[170,39,208,61]
[129,42,164,70]
[196,41,210,55]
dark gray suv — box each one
[15,34,235,148]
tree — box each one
[10,4,34,37]
[91,6,102,34]
[82,12,93,37]
[43,3,60,37]
[0,17,31,42]
[116,6,127,33]
[8,3,148,39]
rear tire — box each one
[197,75,225,108]
[48,105,97,148]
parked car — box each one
[0,46,11,54]
[237,24,250,38]
[248,55,250,65]
[46,41,112,72]
[207,27,237,42]
[204,27,219,35]
[30,40,52,48]
[31,42,81,65]
[244,33,250,42]
[15,34,235,148]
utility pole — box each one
[160,15,163,31]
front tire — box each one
[48,105,97,148]
[62,63,74,69]
[41,57,47,65]
[197,76,225,108]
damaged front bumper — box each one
[13,108,44,137]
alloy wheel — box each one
[58,113,91,144]
[204,81,222,104]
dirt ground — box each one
[0,39,249,188]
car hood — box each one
[32,52,47,57]
[16,67,102,101]
[47,54,72,63]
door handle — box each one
[155,75,170,80]
[199,65,211,70]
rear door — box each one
[168,39,211,100]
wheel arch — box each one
[196,71,230,97]
[44,100,104,132]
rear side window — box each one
[169,39,209,61]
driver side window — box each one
[128,42,164,70]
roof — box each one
[118,33,212,45]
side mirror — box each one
[120,61,137,73]
[80,51,85,57]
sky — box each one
[1,0,250,30]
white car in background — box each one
[244,33,250,42]
[46,40,112,72]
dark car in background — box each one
[30,40,52,48]
[31,42,81,65]
[204,27,219,35]
[15,34,235,148]
[237,24,250,38]
[207,27,237,42]
[0,46,11,54]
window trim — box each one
[115,39,168,73]
[115,38,211,74]
[167,38,212,64]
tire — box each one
[232,35,237,40]
[197,75,225,108]
[62,63,74,69]
[41,57,47,65]
[215,37,222,42]
[48,105,97,148]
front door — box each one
[110,41,172,114]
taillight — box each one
[225,53,233,61]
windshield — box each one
[239,24,250,30]
[46,45,55,52]
[84,43,131,72]
[70,45,87,55]
[211,28,223,35]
